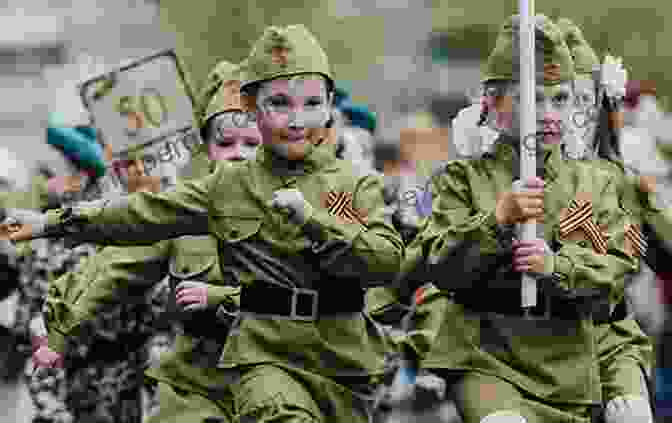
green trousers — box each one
[147,382,235,423]
[231,364,376,423]
[597,319,652,402]
[453,372,596,423]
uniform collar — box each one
[492,138,564,183]
[256,133,339,177]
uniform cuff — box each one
[484,211,516,248]
[302,206,365,246]
[553,254,573,284]
[45,209,66,227]
[206,285,241,308]
[47,330,68,354]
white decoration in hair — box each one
[600,54,627,99]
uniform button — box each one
[182,267,189,273]
[578,241,589,248]
[230,230,239,238]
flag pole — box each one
[519,0,538,311]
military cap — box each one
[482,14,575,86]
[556,18,599,77]
[197,60,248,133]
[241,25,333,91]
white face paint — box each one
[567,76,598,158]
[574,77,596,109]
[206,112,261,162]
[255,76,331,130]
[492,82,575,145]
[254,75,333,160]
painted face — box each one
[206,112,261,162]
[569,76,598,157]
[255,75,332,160]
[112,158,161,193]
[574,76,596,110]
[492,81,574,145]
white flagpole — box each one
[519,0,537,310]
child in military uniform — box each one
[7,25,403,423]
[394,15,638,423]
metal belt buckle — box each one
[290,288,319,321]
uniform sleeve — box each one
[403,284,450,360]
[301,174,404,286]
[551,174,638,298]
[207,285,241,308]
[44,166,221,245]
[44,242,172,353]
[0,175,52,210]
[398,161,514,295]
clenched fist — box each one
[0,208,49,242]
[269,189,311,225]
[175,280,209,312]
[495,177,545,225]
[512,238,553,275]
[32,345,64,369]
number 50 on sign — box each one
[79,49,197,155]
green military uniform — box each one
[394,16,639,423]
[0,173,54,211]
[43,237,239,423]
[42,60,257,423]
[558,18,654,414]
[36,25,403,422]
[4,172,104,423]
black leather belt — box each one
[240,282,365,320]
[451,284,612,323]
[181,308,234,339]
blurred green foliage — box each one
[430,1,669,109]
[160,1,668,110]
[159,0,386,105]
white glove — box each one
[601,54,628,99]
[604,395,653,423]
[452,104,485,158]
[269,189,311,225]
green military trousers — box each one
[451,372,597,423]
[147,381,235,423]
[597,319,653,407]
[231,363,377,423]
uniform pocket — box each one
[209,214,263,243]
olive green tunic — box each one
[45,140,404,379]
[400,142,637,409]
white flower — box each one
[452,104,485,158]
[601,54,628,99]
[452,103,501,158]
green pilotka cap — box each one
[241,24,334,91]
[482,14,575,86]
[198,60,249,133]
[556,18,599,77]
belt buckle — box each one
[290,288,318,321]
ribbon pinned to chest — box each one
[624,223,647,258]
[324,191,368,226]
[559,196,609,254]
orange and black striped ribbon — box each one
[625,224,647,257]
[326,191,367,226]
[559,199,609,254]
